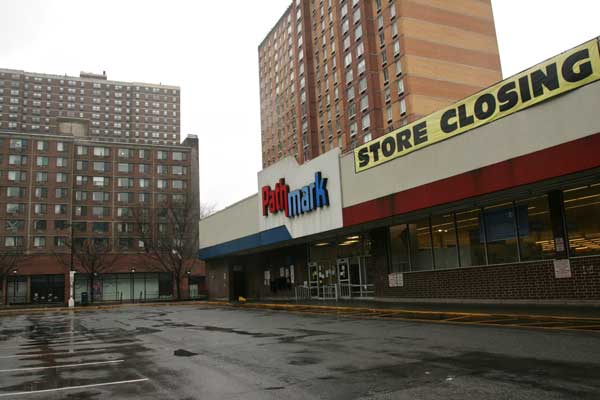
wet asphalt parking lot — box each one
[0,305,599,399]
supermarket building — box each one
[199,39,600,304]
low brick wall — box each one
[376,256,600,300]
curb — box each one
[209,301,600,323]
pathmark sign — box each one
[354,39,600,173]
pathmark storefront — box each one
[199,38,600,304]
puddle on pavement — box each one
[174,349,198,357]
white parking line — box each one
[0,378,149,397]
[0,342,139,359]
[0,359,123,373]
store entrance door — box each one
[339,256,374,298]
[317,262,337,299]
[231,266,246,301]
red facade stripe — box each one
[343,132,600,227]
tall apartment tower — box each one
[0,69,181,145]
[259,0,502,168]
[0,69,203,305]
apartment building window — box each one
[93,147,110,157]
[397,79,405,96]
[358,59,366,75]
[6,187,25,198]
[92,191,110,202]
[118,148,132,158]
[5,220,25,232]
[6,204,25,214]
[118,163,133,173]
[157,179,167,190]
[157,151,167,160]
[395,59,402,76]
[5,237,24,247]
[57,142,66,152]
[54,237,67,247]
[34,220,47,231]
[117,192,132,202]
[139,178,150,188]
[393,40,400,56]
[172,166,186,175]
[157,165,167,175]
[172,180,186,190]
[74,207,87,217]
[355,24,362,40]
[392,22,398,38]
[356,42,364,58]
[92,222,110,233]
[138,149,148,159]
[77,145,87,156]
[93,161,110,172]
[362,114,370,130]
[117,208,131,217]
[54,204,67,215]
[33,203,46,215]
[347,86,355,101]
[55,188,68,199]
[9,155,27,165]
[76,161,88,171]
[353,8,360,24]
[93,176,109,187]
[172,151,186,161]
[138,164,150,174]
[36,156,49,167]
[139,192,150,203]
[400,98,407,115]
[117,178,133,188]
[37,140,48,151]
[54,220,68,230]
[92,207,110,217]
[76,176,88,185]
[36,172,48,183]
[9,139,27,150]
[349,121,358,137]
[386,104,393,122]
[35,187,48,199]
[75,191,87,201]
[56,173,68,183]
[360,95,368,111]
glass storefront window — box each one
[408,218,433,271]
[515,196,555,260]
[389,224,409,272]
[456,209,486,267]
[431,213,458,269]
[483,203,518,264]
[564,185,600,256]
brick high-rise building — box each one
[259,0,502,167]
[0,69,181,145]
[0,69,203,306]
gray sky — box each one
[1,1,599,210]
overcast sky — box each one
[1,1,599,210]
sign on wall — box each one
[354,39,600,173]
[262,172,329,218]
[257,148,343,240]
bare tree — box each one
[200,202,218,219]
[135,193,200,300]
[0,245,28,292]
[54,238,121,303]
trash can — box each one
[81,292,89,306]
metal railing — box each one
[339,283,375,298]
[295,285,311,302]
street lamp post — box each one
[67,222,75,308]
